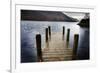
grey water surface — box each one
[21,21,89,63]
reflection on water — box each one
[21,21,89,62]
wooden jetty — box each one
[42,32,73,62]
[36,27,79,62]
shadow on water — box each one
[77,28,89,60]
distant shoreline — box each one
[21,10,78,22]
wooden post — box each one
[36,34,43,62]
[45,28,48,42]
[66,29,70,47]
[48,26,51,39]
[62,26,65,40]
[72,34,79,60]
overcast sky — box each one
[63,12,87,21]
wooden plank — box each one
[42,32,73,61]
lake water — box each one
[21,21,89,63]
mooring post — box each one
[48,26,51,39]
[72,34,79,60]
[62,26,65,40]
[45,28,48,42]
[66,29,70,48]
[36,34,43,62]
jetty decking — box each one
[36,26,79,62]
[42,32,73,62]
